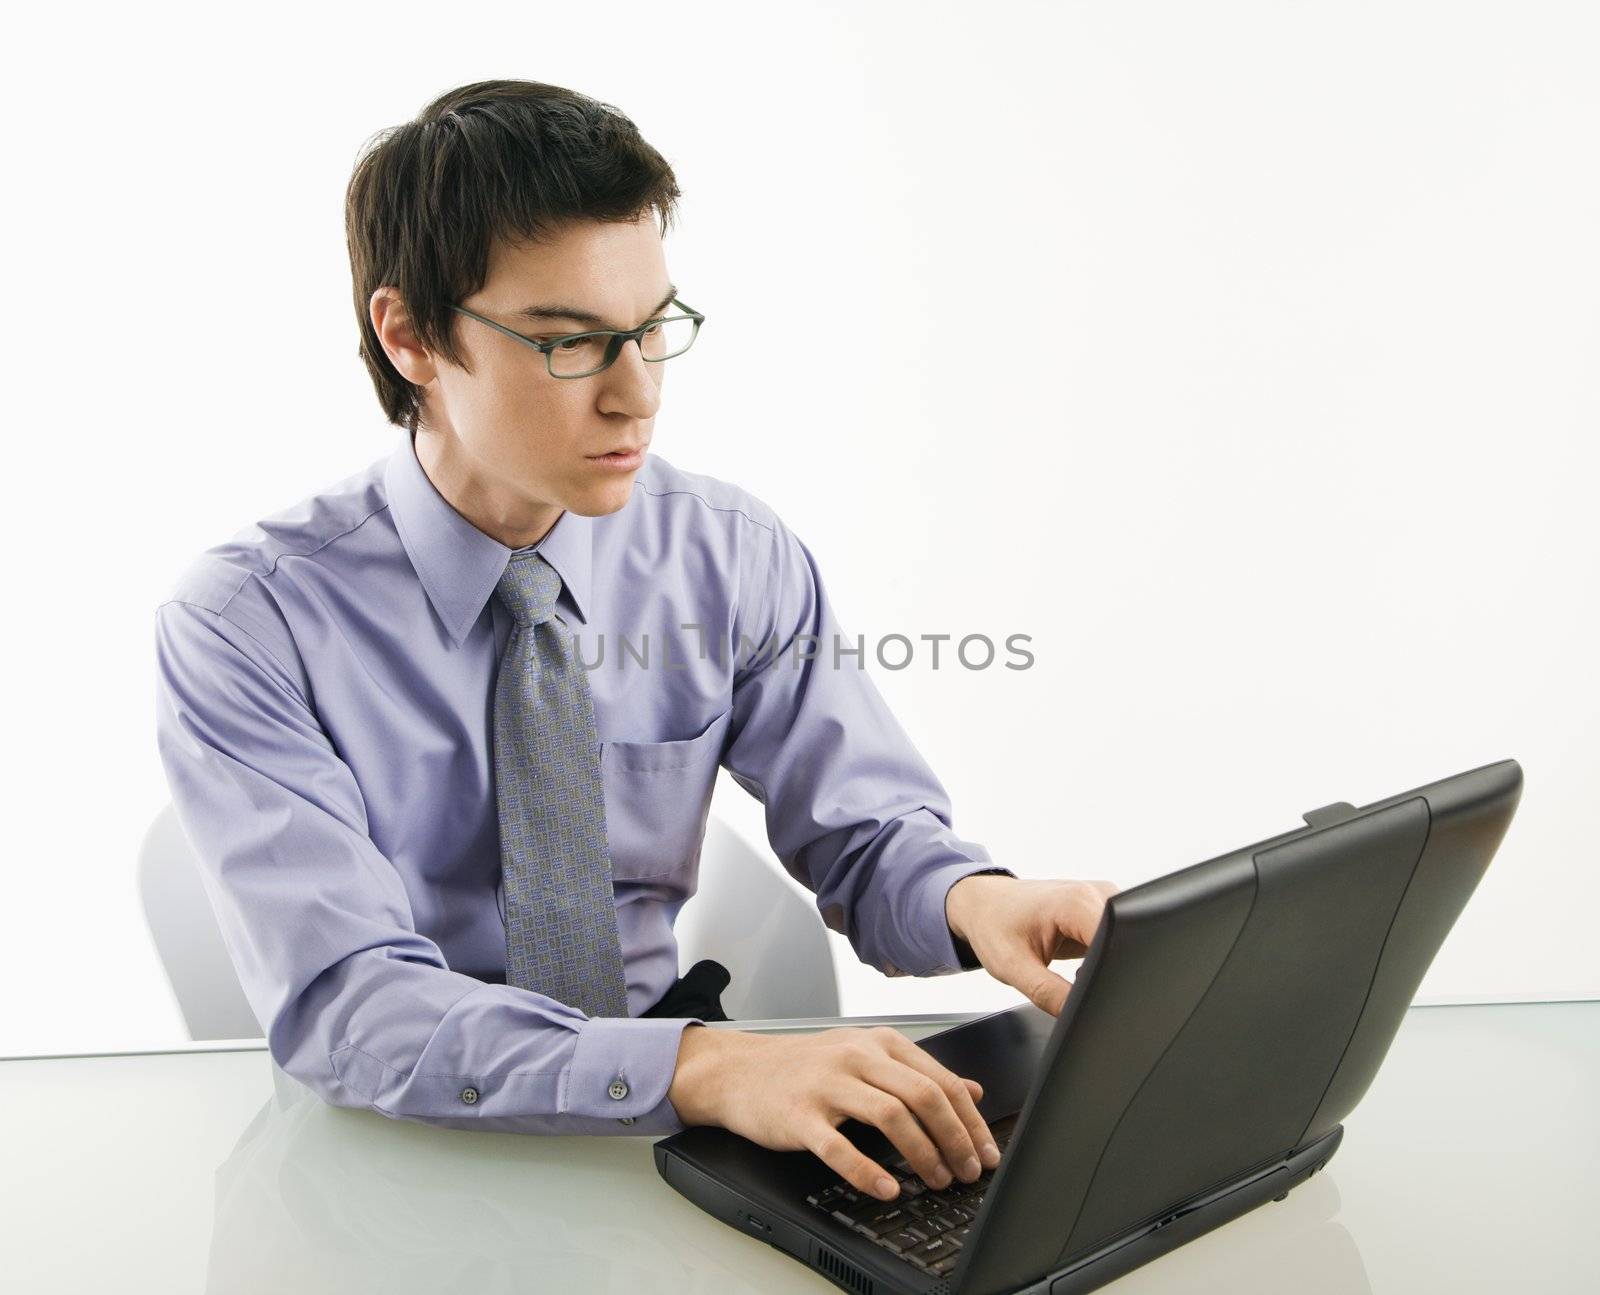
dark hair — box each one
[344,80,683,437]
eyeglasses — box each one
[448,297,705,379]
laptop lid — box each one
[950,756,1522,1294]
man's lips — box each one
[588,444,647,457]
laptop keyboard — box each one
[804,1112,1020,1279]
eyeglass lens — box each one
[550,316,697,377]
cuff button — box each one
[618,1116,636,1125]
[608,1079,629,1101]
[460,1086,480,1105]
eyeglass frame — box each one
[447,297,705,379]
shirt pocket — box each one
[599,706,734,881]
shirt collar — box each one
[384,432,594,647]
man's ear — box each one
[370,287,440,387]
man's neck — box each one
[413,429,563,549]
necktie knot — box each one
[496,551,563,626]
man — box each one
[153,79,1116,1207]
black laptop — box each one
[653,757,1523,1294]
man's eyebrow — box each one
[513,284,678,331]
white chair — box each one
[673,813,841,1020]
[138,803,262,1040]
[137,802,839,1041]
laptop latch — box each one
[1301,801,1360,829]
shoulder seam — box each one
[189,500,396,616]
[258,500,394,582]
[156,598,313,714]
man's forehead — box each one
[483,224,671,326]
[506,282,678,332]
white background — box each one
[1,0,1594,1055]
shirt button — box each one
[461,1086,480,1105]
[608,1079,629,1101]
[618,1116,636,1126]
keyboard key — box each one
[854,1206,911,1239]
[879,1224,931,1254]
[906,1233,960,1269]
[931,1253,962,1276]
[890,1154,949,1192]
[832,1193,901,1229]
[806,1184,848,1208]
[931,1207,966,1231]
[892,1173,926,1198]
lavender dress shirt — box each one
[153,431,1012,1136]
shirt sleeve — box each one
[153,597,702,1136]
[720,513,1017,978]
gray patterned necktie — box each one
[492,550,630,1018]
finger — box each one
[857,1052,985,1186]
[879,1032,999,1173]
[1030,967,1076,1015]
[993,951,1076,1017]
[806,1121,902,1201]
[837,1079,951,1194]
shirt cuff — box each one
[914,862,1019,975]
[562,1015,706,1133]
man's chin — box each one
[564,470,641,516]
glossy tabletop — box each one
[2,1002,1595,1293]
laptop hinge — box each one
[1301,801,1360,830]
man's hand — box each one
[945,874,1119,1016]
[667,1024,1002,1201]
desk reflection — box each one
[204,1061,1372,1295]
[207,1061,761,1293]
[1104,1172,1370,1295]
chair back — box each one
[137,804,263,1040]
[674,814,841,1020]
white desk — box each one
[2,1002,1595,1293]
